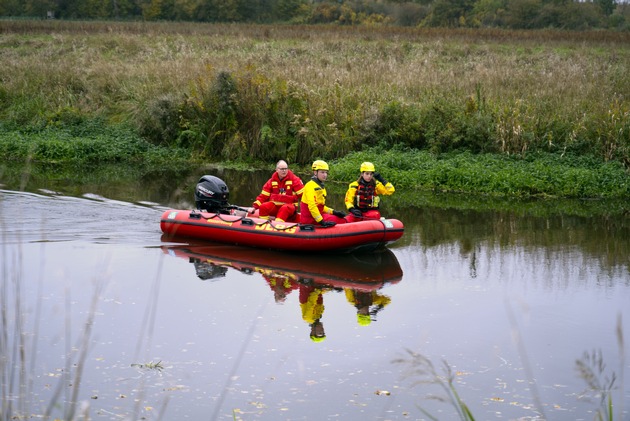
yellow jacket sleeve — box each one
[375,181,395,196]
[344,181,359,210]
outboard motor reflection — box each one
[191,257,228,280]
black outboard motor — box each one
[194,175,230,213]
[193,260,228,281]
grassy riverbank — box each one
[2,127,628,199]
[1,21,629,198]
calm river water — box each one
[1,164,629,421]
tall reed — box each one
[1,22,629,166]
[394,315,626,420]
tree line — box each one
[1,0,628,30]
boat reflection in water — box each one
[161,240,403,341]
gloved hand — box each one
[349,207,362,218]
[374,173,386,184]
[320,220,336,228]
[332,210,347,218]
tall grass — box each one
[1,21,629,169]
[394,315,626,420]
[0,224,106,421]
[0,206,166,419]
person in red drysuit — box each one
[252,160,305,222]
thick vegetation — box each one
[2,0,629,30]
[0,21,629,198]
[332,147,630,198]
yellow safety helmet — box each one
[310,334,326,342]
[360,162,375,173]
[357,314,371,326]
[312,160,329,171]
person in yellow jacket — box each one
[299,282,328,342]
[344,162,395,222]
[299,160,348,227]
[260,269,299,304]
[345,288,392,326]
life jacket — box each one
[354,179,380,209]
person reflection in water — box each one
[260,269,299,303]
[299,281,328,342]
[345,288,391,326]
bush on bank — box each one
[134,69,630,170]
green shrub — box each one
[137,94,182,146]
[364,100,425,149]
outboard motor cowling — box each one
[193,261,228,281]
[195,175,229,212]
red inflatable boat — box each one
[160,209,404,253]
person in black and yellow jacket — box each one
[345,288,392,326]
[345,162,395,222]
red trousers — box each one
[299,211,347,225]
[258,202,298,222]
[345,209,381,223]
